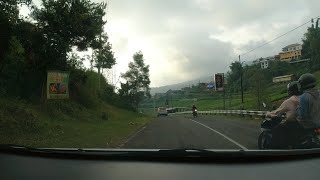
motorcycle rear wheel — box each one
[258,131,272,149]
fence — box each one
[171,110,267,117]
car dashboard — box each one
[1,148,320,180]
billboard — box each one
[215,73,224,92]
[47,71,70,99]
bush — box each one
[69,69,100,108]
[46,100,84,117]
[0,98,40,133]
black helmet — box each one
[298,73,317,91]
[287,81,300,96]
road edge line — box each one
[118,126,146,148]
[189,119,248,150]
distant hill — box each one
[150,76,213,95]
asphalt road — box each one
[122,115,261,150]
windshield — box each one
[1,0,320,152]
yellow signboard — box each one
[47,71,69,99]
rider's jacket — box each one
[297,88,320,128]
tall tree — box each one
[31,0,106,70]
[0,0,31,61]
[302,18,320,71]
[121,51,151,111]
[226,61,242,93]
[250,69,270,110]
[93,33,116,75]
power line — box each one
[240,15,320,57]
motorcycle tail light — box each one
[314,128,320,135]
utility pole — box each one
[239,55,244,108]
[153,96,156,113]
[223,89,226,110]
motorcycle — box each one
[192,109,198,118]
[258,113,320,149]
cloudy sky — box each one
[21,0,319,87]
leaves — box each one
[93,33,116,73]
[31,0,107,69]
[120,51,151,111]
[302,18,320,71]
[0,0,118,102]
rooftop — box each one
[282,43,301,49]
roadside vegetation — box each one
[0,0,152,147]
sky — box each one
[20,0,320,87]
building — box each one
[279,43,302,62]
[272,74,295,84]
[260,59,269,69]
[253,56,276,69]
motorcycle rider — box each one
[192,104,198,117]
[266,81,303,148]
[296,73,320,129]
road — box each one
[122,115,261,150]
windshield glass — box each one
[1,0,320,151]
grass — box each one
[0,98,151,148]
[143,86,287,113]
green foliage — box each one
[46,99,84,118]
[249,69,270,110]
[0,0,151,148]
[0,0,31,60]
[0,98,39,134]
[0,0,119,104]
[302,18,320,71]
[0,36,26,96]
[120,51,151,111]
[69,70,100,108]
[31,0,107,69]
[0,97,151,148]
[93,32,116,73]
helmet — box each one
[287,81,300,96]
[298,73,317,91]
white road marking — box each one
[119,126,146,148]
[190,119,248,150]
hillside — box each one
[143,71,320,114]
[0,97,151,148]
[151,75,212,94]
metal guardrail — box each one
[172,110,267,117]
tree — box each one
[0,36,26,96]
[93,33,116,75]
[121,51,151,111]
[0,0,31,61]
[250,69,270,110]
[226,61,242,93]
[302,18,320,71]
[31,0,107,70]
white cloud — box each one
[19,0,320,87]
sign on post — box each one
[47,71,70,99]
[215,73,224,92]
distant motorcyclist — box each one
[296,73,320,129]
[266,81,303,148]
[192,104,198,118]
[192,104,197,112]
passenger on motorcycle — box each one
[266,81,301,121]
[296,73,320,129]
[266,81,303,148]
